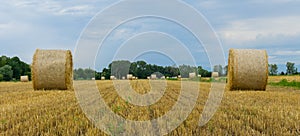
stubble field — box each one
[0,76,299,135]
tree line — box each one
[74,60,300,80]
[0,56,31,81]
[74,60,228,80]
[269,62,298,76]
[0,55,298,81]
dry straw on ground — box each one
[20,76,29,82]
[32,49,73,90]
[227,49,268,91]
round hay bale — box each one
[227,49,268,91]
[101,76,105,80]
[189,72,196,78]
[151,74,157,80]
[212,72,219,78]
[110,76,116,80]
[20,76,29,82]
[127,74,133,80]
[32,49,73,90]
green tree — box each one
[101,68,111,79]
[110,60,131,79]
[0,65,13,81]
[179,64,197,78]
[286,62,297,75]
[198,66,211,77]
[0,74,3,81]
[269,64,278,75]
[0,56,8,67]
[95,71,101,80]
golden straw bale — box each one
[227,49,268,91]
[32,49,73,90]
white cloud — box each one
[273,50,300,56]
[57,5,94,16]
[219,16,300,45]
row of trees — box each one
[269,62,298,75]
[74,60,225,80]
[0,54,298,81]
[0,56,31,81]
[74,61,300,80]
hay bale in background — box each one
[110,76,116,80]
[212,72,219,78]
[151,74,157,80]
[189,72,196,78]
[101,76,105,80]
[32,49,73,90]
[20,76,29,82]
[127,74,133,80]
[227,49,268,91]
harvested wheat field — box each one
[0,79,300,135]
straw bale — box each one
[32,49,73,90]
[20,76,29,82]
[227,49,268,91]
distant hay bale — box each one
[161,76,165,79]
[20,76,29,82]
[127,74,133,80]
[212,72,219,78]
[91,78,95,80]
[198,75,202,78]
[32,49,73,90]
[122,76,125,80]
[151,74,157,80]
[110,76,116,80]
[177,75,181,78]
[189,72,196,78]
[147,76,150,79]
[101,76,105,80]
[227,49,268,91]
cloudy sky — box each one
[1,0,300,72]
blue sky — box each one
[1,0,300,72]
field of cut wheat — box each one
[0,76,300,135]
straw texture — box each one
[227,49,268,91]
[32,49,73,90]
